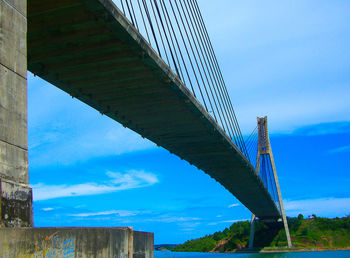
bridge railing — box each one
[112,0,251,161]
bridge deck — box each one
[27,0,280,219]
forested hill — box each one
[173,215,350,252]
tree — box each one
[298,214,304,220]
[301,227,309,236]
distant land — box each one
[154,244,178,251]
[156,215,350,253]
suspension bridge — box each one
[1,0,291,249]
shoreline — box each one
[158,247,350,254]
[212,247,350,254]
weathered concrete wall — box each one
[0,0,32,227]
[133,231,154,258]
[0,227,154,257]
[0,0,27,79]
[0,179,33,227]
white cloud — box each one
[292,122,350,136]
[42,207,54,211]
[179,222,201,231]
[107,170,158,186]
[328,145,350,154]
[144,214,202,231]
[222,220,242,223]
[146,216,201,223]
[33,170,158,201]
[228,203,239,208]
[74,204,87,209]
[208,219,248,226]
[70,210,138,217]
[284,197,350,217]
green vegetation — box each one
[154,244,178,251]
[173,215,350,252]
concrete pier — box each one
[0,2,155,256]
[0,227,154,257]
[0,0,33,227]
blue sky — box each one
[28,1,350,244]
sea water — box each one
[154,250,350,258]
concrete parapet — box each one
[0,227,154,257]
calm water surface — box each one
[154,250,350,258]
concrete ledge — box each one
[0,227,154,257]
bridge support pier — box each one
[248,214,256,249]
[248,215,292,249]
[248,117,292,249]
[0,0,33,227]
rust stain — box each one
[45,231,59,241]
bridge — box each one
[1,0,291,249]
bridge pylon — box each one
[248,116,292,249]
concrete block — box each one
[0,227,154,257]
[0,140,28,184]
[0,64,27,149]
[133,231,154,258]
[0,179,32,227]
[2,0,26,16]
[0,0,27,78]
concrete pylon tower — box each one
[0,0,33,227]
[249,116,292,248]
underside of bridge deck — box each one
[27,0,280,219]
